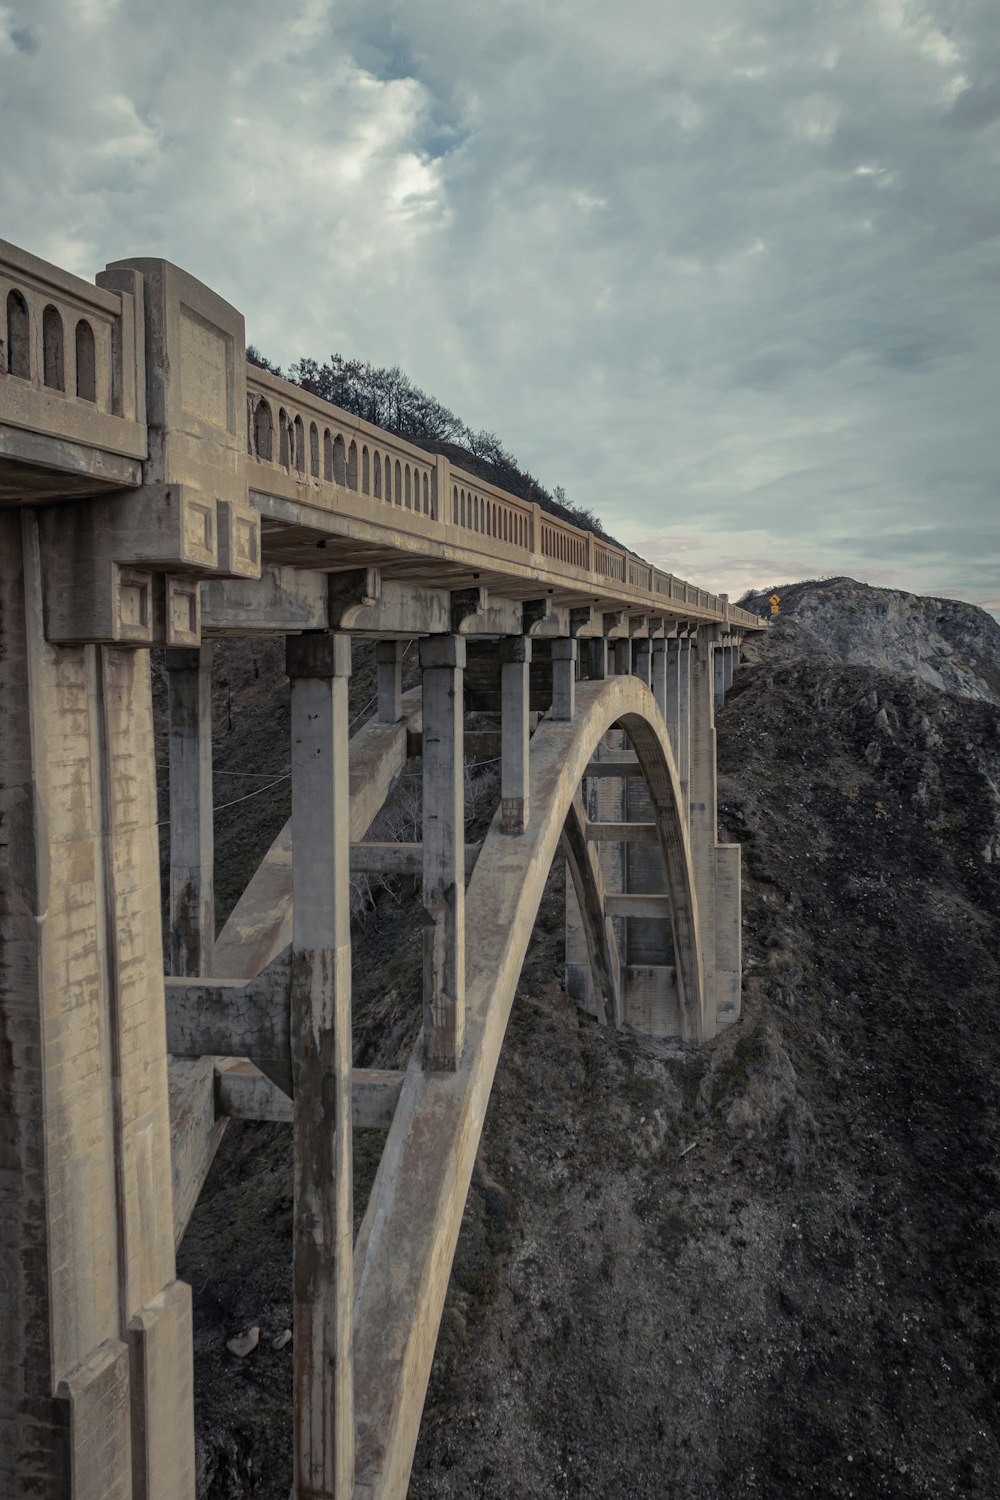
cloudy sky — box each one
[2,0,997,612]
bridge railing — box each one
[0,239,146,462]
[245,362,760,629]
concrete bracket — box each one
[451,585,487,634]
[521,597,552,634]
[329,566,381,628]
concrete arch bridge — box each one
[0,239,763,1499]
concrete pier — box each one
[420,635,466,1069]
[376,639,404,723]
[287,632,355,1500]
[551,637,577,721]
[166,644,214,977]
[500,636,531,832]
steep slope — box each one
[739,577,1000,705]
[178,581,1000,1499]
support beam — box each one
[550,637,577,722]
[214,1061,405,1130]
[651,638,668,719]
[376,639,404,724]
[606,893,671,919]
[585,821,657,843]
[499,636,530,834]
[688,627,720,1042]
[286,631,354,1500]
[633,637,652,689]
[665,638,681,755]
[560,797,622,1027]
[166,643,214,977]
[677,636,692,810]
[420,635,466,1069]
[588,635,609,681]
[349,842,482,876]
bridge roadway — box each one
[0,239,764,1499]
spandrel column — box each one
[420,635,466,1069]
[500,636,530,834]
[286,631,354,1500]
[376,639,404,723]
[166,643,214,977]
[613,638,631,676]
[588,635,609,681]
[677,635,692,811]
[551,637,577,721]
[633,637,651,690]
[651,637,668,719]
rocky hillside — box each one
[740,577,1000,705]
[178,579,1000,1499]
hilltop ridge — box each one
[739,577,1000,705]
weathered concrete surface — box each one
[351,675,702,1500]
[212,689,422,979]
[287,631,355,1499]
[0,510,193,1499]
[167,644,215,976]
[420,635,466,1070]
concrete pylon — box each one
[0,510,194,1500]
[588,636,609,681]
[676,635,692,813]
[551,637,577,721]
[651,637,668,719]
[420,635,466,1069]
[500,636,530,833]
[376,639,405,723]
[166,643,214,977]
[633,637,652,689]
[286,631,355,1500]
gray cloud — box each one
[1,0,996,615]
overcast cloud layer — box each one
[2,0,997,611]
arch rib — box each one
[351,675,703,1499]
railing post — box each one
[166,643,214,977]
[435,453,450,523]
[530,502,542,556]
[287,631,355,1500]
[420,635,466,1069]
[551,637,577,721]
[499,636,531,833]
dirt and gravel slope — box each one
[178,582,1000,1499]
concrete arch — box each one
[351,674,704,1499]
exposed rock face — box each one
[179,578,1000,1499]
[739,577,1000,705]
